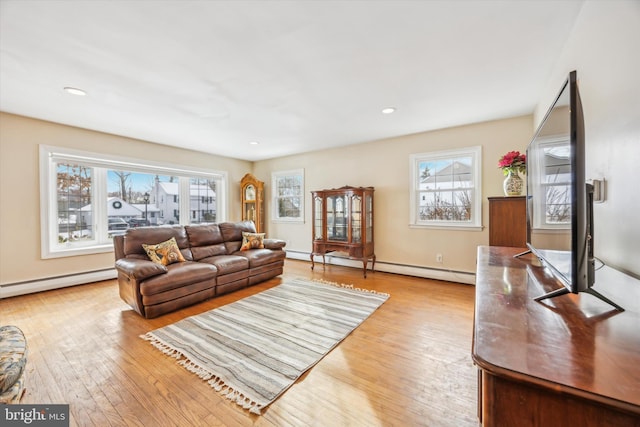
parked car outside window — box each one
[128,218,150,228]
[108,218,129,236]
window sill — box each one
[409,223,484,231]
[42,243,114,259]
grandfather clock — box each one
[240,173,264,233]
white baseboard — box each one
[285,250,476,285]
[0,252,475,299]
[0,269,118,299]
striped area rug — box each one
[141,278,389,414]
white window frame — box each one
[39,145,228,258]
[409,146,482,230]
[271,168,305,223]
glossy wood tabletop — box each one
[473,246,640,414]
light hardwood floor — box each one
[1,259,478,427]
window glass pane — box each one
[57,163,93,243]
[190,177,217,224]
[272,169,304,222]
[411,146,481,228]
[108,171,178,229]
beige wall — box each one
[4,1,636,287]
[535,0,640,277]
[254,115,533,274]
[0,113,251,284]
[0,111,532,287]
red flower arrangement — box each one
[498,151,526,176]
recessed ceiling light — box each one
[249,141,259,145]
[381,107,396,114]
[63,87,87,96]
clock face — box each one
[245,185,256,200]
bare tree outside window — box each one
[57,163,92,242]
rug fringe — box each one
[142,333,213,380]
[311,278,390,298]
[207,377,263,415]
[140,333,183,359]
[142,333,263,413]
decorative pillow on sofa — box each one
[241,232,265,251]
[142,237,186,266]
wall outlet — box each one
[436,253,443,263]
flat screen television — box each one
[523,70,623,311]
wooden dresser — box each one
[488,196,526,247]
[472,246,640,426]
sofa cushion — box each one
[240,232,265,250]
[219,221,255,253]
[124,225,193,261]
[237,248,286,268]
[139,262,217,296]
[141,279,217,306]
[115,258,167,281]
[142,237,186,266]
[185,224,228,260]
[198,254,249,275]
[264,238,286,250]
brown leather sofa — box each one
[113,221,286,318]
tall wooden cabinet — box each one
[310,186,375,277]
[240,173,264,233]
[488,196,526,247]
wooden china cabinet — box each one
[310,186,375,277]
[240,173,264,233]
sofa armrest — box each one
[115,258,167,281]
[264,238,286,250]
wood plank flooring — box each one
[1,260,478,427]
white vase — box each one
[503,170,523,196]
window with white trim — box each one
[40,145,227,258]
[271,169,304,222]
[409,146,482,229]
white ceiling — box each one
[0,0,584,161]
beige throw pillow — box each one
[142,237,186,266]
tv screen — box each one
[525,71,590,297]
[525,72,622,311]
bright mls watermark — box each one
[2,405,69,426]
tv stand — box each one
[473,246,640,426]
[533,285,570,301]
[534,285,625,311]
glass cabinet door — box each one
[313,196,323,240]
[327,194,348,241]
[365,194,373,243]
[352,195,362,243]
[244,201,256,222]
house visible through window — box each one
[272,169,304,222]
[409,146,482,229]
[40,145,227,258]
